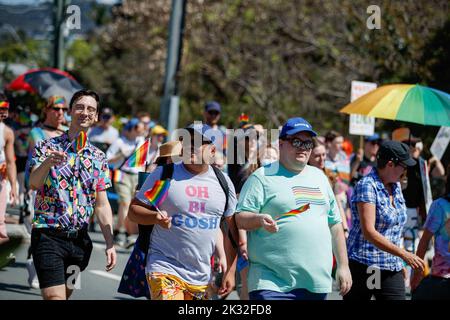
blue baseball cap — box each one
[280,117,317,138]
[186,122,214,143]
[204,101,221,113]
[124,118,140,131]
[364,133,381,142]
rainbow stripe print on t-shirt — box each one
[292,186,326,206]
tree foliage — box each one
[69,0,449,135]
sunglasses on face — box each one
[207,111,220,116]
[50,106,68,112]
[284,138,314,150]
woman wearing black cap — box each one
[344,140,426,300]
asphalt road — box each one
[0,211,345,300]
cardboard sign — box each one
[349,81,377,136]
[430,126,450,160]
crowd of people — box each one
[0,89,448,300]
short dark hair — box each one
[0,92,8,102]
[69,89,100,112]
[325,130,342,143]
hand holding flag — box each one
[144,179,172,228]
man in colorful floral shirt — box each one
[28,89,117,300]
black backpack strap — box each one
[211,165,229,213]
[160,162,175,180]
[138,163,175,255]
[211,165,239,250]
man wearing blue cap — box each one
[350,133,381,186]
[233,117,352,300]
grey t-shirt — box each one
[136,163,237,285]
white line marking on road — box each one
[89,270,122,281]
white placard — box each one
[430,126,450,160]
[349,81,377,136]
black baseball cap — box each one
[377,140,416,167]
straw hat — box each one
[155,141,182,162]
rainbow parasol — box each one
[340,84,450,127]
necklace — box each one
[43,124,64,132]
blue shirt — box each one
[347,168,407,271]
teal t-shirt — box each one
[236,162,341,294]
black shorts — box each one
[30,228,93,289]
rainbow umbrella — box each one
[340,84,450,127]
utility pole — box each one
[159,0,187,134]
[53,0,67,70]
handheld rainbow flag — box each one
[275,203,310,221]
[64,131,88,153]
[122,140,149,169]
[239,113,249,123]
[144,179,171,208]
[0,101,9,108]
[75,131,87,152]
[113,169,123,184]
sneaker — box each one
[26,259,40,289]
[5,253,15,266]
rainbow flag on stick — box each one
[275,204,310,221]
[64,131,88,153]
[75,131,87,152]
[144,179,170,208]
[239,113,249,123]
[122,140,149,169]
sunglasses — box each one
[50,106,68,112]
[207,111,220,116]
[284,138,314,150]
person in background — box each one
[203,101,227,155]
[88,107,119,153]
[0,93,18,247]
[8,106,32,224]
[146,125,168,167]
[410,167,450,300]
[107,118,145,246]
[309,137,349,237]
[136,111,154,138]
[345,141,425,300]
[24,96,69,289]
[324,130,351,221]
[350,134,381,186]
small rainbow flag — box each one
[123,140,149,169]
[239,113,249,123]
[0,101,9,108]
[275,204,310,221]
[75,131,87,152]
[113,170,123,184]
[144,179,170,208]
